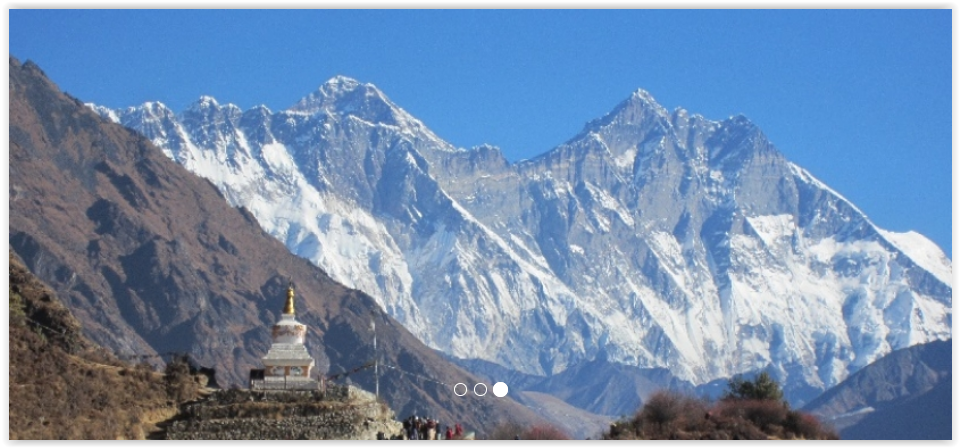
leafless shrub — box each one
[717,399,787,432]
[784,410,839,440]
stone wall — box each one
[164,386,401,440]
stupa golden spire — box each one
[283,284,295,315]
[256,282,317,390]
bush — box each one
[642,391,683,428]
[164,354,199,403]
[784,410,839,440]
[605,391,711,440]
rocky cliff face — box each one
[97,76,951,405]
[9,57,541,432]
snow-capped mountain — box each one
[91,77,952,404]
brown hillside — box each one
[9,250,200,439]
[8,56,541,434]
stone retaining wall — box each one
[163,386,401,440]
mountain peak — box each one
[573,87,669,139]
[185,95,221,114]
[85,102,121,124]
[724,113,754,126]
[622,88,668,117]
[117,101,175,122]
[250,104,272,113]
[181,96,245,125]
[142,100,170,110]
[288,75,391,116]
[323,75,362,91]
[630,88,658,104]
[285,76,429,135]
[312,75,368,102]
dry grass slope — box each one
[9,250,201,440]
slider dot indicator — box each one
[474,382,488,397]
[493,382,508,397]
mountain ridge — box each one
[93,74,952,407]
[802,339,951,439]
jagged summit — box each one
[110,101,176,124]
[630,87,659,104]
[281,76,455,151]
[289,75,392,116]
[323,74,363,91]
[623,87,669,114]
[249,104,272,113]
[572,87,672,141]
[195,95,219,107]
[184,96,243,119]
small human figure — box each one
[427,418,436,440]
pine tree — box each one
[724,371,784,403]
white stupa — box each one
[259,285,318,389]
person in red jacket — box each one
[445,426,454,440]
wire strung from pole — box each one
[378,362,451,387]
[18,319,192,366]
[326,361,376,381]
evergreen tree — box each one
[724,371,784,403]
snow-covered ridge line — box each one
[877,228,952,286]
[787,161,951,287]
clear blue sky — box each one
[9,10,952,257]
